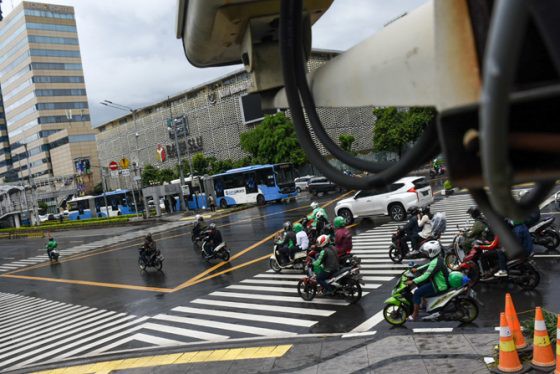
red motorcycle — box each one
[453,236,540,290]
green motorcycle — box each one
[383,265,479,326]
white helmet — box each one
[316,234,330,248]
[310,201,319,209]
[316,210,324,218]
[420,241,442,259]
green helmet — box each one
[449,271,465,288]
[293,223,303,233]
[333,216,346,228]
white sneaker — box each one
[494,270,508,277]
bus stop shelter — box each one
[142,184,182,217]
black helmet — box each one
[466,206,481,219]
[407,207,419,215]
[209,223,217,230]
[421,206,431,215]
[283,221,292,231]
[146,233,152,241]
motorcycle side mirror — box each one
[408,261,416,268]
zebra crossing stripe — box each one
[152,314,298,337]
[173,306,318,327]
[241,279,299,286]
[226,284,303,294]
[191,299,336,317]
[209,291,350,305]
[142,322,230,341]
[91,332,185,355]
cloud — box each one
[3,0,427,126]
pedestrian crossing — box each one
[89,194,477,353]
[0,291,148,372]
[0,221,189,273]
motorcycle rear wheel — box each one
[389,244,403,264]
[297,279,317,301]
[444,253,459,270]
[269,258,282,273]
[220,250,230,262]
[517,264,540,290]
[543,230,560,250]
[344,279,362,304]
[383,304,408,326]
[154,260,163,271]
[458,298,478,323]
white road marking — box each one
[413,328,454,333]
[191,299,336,317]
[350,310,385,332]
[209,291,350,305]
[142,322,230,341]
[342,331,377,339]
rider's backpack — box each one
[431,212,447,238]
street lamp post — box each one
[22,143,39,225]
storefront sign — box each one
[165,136,203,158]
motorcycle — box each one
[383,264,479,326]
[138,247,164,271]
[429,166,446,179]
[191,223,206,249]
[453,237,540,290]
[269,242,308,273]
[201,233,231,262]
[297,256,364,304]
[301,217,334,244]
[48,249,60,262]
[443,224,469,269]
[388,227,414,263]
[529,216,560,250]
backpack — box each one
[431,212,447,238]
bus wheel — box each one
[257,194,265,206]
[220,199,228,209]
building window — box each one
[26,23,77,33]
[4,91,35,112]
[0,24,26,49]
[8,118,38,137]
[0,51,30,76]
[2,79,32,101]
[28,35,79,45]
[33,76,84,84]
[3,65,31,87]
[36,102,88,110]
[68,134,95,143]
[24,9,74,20]
[38,114,89,124]
[29,49,81,58]
[0,37,28,65]
[31,62,82,70]
[6,108,36,128]
[35,89,86,97]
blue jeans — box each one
[413,282,437,305]
[317,271,333,293]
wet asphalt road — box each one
[0,191,559,347]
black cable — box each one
[280,0,439,190]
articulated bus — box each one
[67,189,140,220]
[210,163,297,208]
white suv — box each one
[334,176,433,223]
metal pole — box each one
[169,98,186,211]
[100,168,110,219]
[23,144,39,225]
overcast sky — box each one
[3,0,427,127]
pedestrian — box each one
[208,195,216,212]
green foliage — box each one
[141,164,160,186]
[38,201,48,215]
[521,308,557,343]
[339,134,356,155]
[192,152,210,175]
[372,107,436,157]
[443,180,453,190]
[0,215,131,233]
[93,182,104,195]
[239,112,306,166]
[158,168,176,183]
[210,158,235,174]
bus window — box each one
[256,168,275,187]
[275,164,295,185]
[214,177,224,197]
[224,174,244,189]
[245,172,258,193]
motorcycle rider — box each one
[192,214,206,240]
[404,207,420,250]
[494,220,534,277]
[293,223,309,254]
[142,233,157,263]
[334,216,352,257]
[204,223,223,256]
[307,201,328,228]
[464,207,489,249]
[312,234,339,296]
[406,241,449,321]
[275,221,297,263]
[417,206,433,243]
[46,235,58,261]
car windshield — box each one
[412,178,429,189]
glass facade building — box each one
[0,1,99,194]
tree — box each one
[158,168,176,184]
[372,107,436,158]
[192,152,210,175]
[240,112,306,166]
[339,134,356,155]
[141,165,160,186]
[209,158,235,174]
[38,201,48,215]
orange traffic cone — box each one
[531,307,556,370]
[555,314,560,374]
[495,312,524,373]
[505,293,528,350]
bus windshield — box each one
[274,164,295,185]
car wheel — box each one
[219,199,228,209]
[296,187,301,193]
[338,208,354,224]
[389,203,406,221]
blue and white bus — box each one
[66,189,140,220]
[210,163,297,208]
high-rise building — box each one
[0,1,99,199]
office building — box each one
[0,1,99,208]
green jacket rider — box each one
[307,201,328,228]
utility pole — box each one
[23,144,39,225]
[100,167,110,219]
[168,97,186,211]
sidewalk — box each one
[27,332,497,374]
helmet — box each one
[407,207,419,215]
[209,223,216,230]
[283,221,292,231]
[146,233,152,240]
[448,271,465,288]
[333,216,346,228]
[195,214,203,222]
[310,201,319,209]
[316,234,330,248]
[421,206,431,215]
[466,206,480,219]
[316,210,324,218]
[293,223,303,233]
[420,240,441,258]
